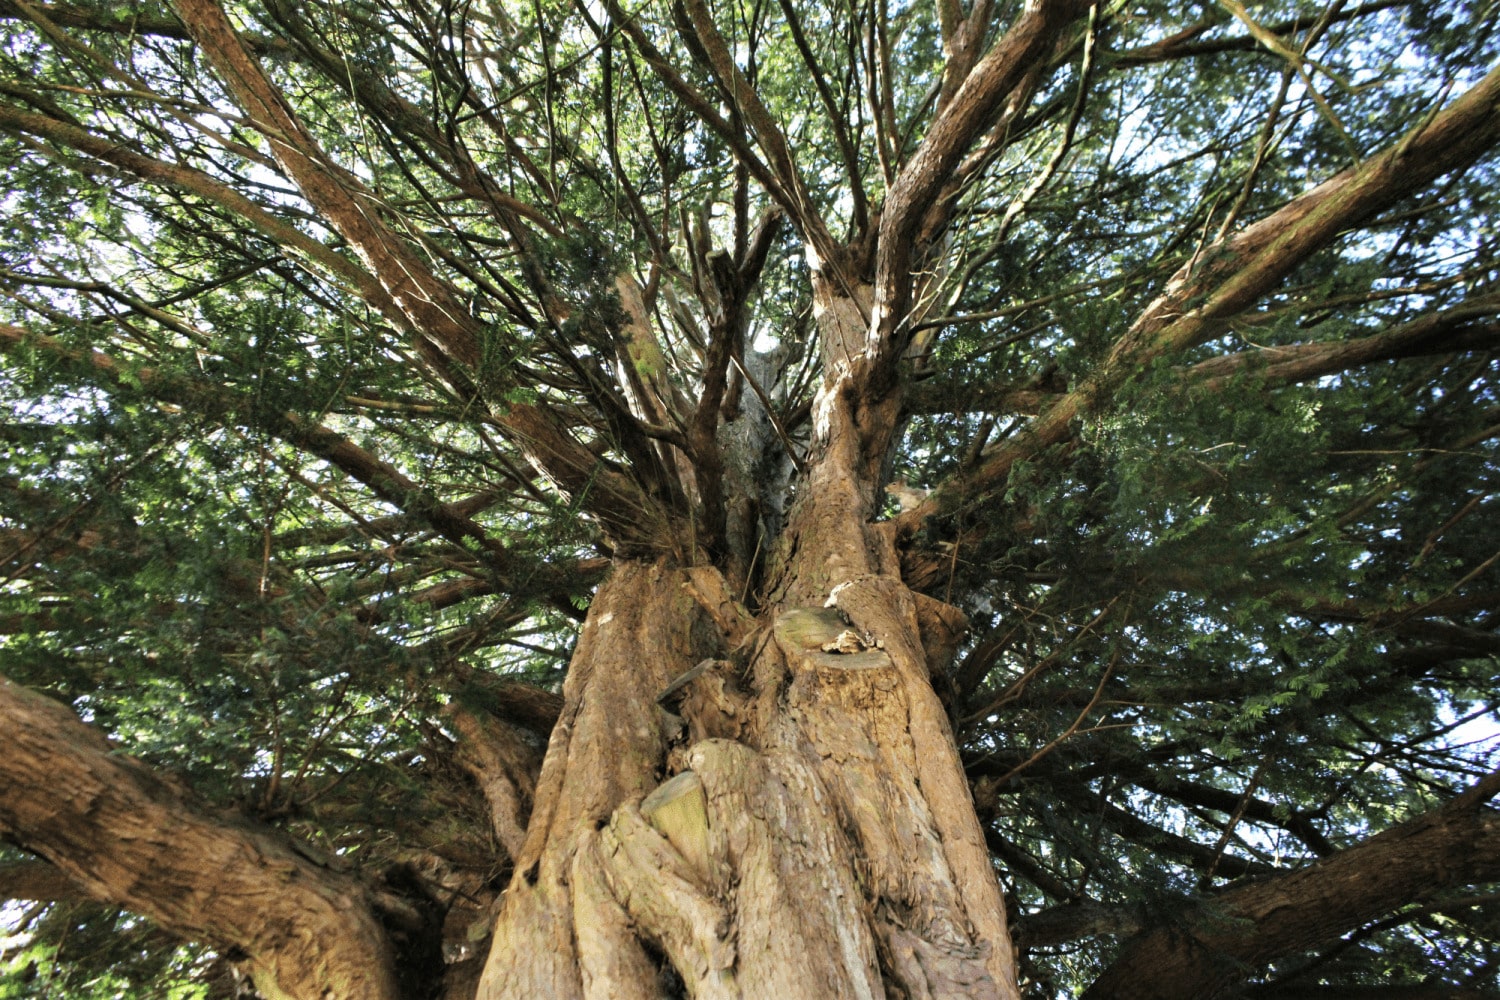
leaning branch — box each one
[676,0,838,261]
[1190,301,1500,388]
[0,323,569,594]
[171,0,481,372]
[605,0,797,225]
[905,294,1500,416]
[1083,771,1500,1000]
[903,63,1500,528]
[872,0,1090,366]
[0,101,392,312]
[170,0,659,541]
[0,674,404,1000]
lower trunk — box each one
[476,547,1018,999]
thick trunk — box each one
[477,287,1019,1000]
[476,559,1016,1000]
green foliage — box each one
[0,892,209,999]
[0,0,1497,997]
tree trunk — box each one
[476,288,1019,1000]
[477,561,1015,1000]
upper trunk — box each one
[475,292,1021,1000]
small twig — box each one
[1201,757,1269,887]
[990,649,1118,787]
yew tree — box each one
[1,0,1498,996]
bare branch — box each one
[1083,771,1500,1000]
[0,674,405,1000]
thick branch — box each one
[1110,1,1411,68]
[872,0,1089,362]
[1014,901,1146,947]
[1083,772,1500,1000]
[171,0,479,371]
[905,63,1500,527]
[1191,308,1500,388]
[677,0,837,260]
[171,0,655,540]
[0,674,403,1000]
[0,0,294,53]
[0,101,391,310]
[1110,64,1500,372]
[909,297,1497,418]
[0,857,87,903]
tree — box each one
[0,0,1497,996]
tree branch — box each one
[903,63,1500,529]
[0,674,404,1000]
[0,323,585,596]
[676,0,838,263]
[872,0,1089,367]
[1083,771,1500,1000]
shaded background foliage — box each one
[0,0,1497,995]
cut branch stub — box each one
[641,770,715,886]
[779,606,892,671]
[660,659,749,746]
[912,592,971,674]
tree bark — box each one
[475,556,1019,1000]
[475,278,1020,999]
[1084,772,1500,1000]
[0,675,409,1000]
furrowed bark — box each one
[0,675,404,1000]
[741,232,1017,989]
[479,561,733,999]
[0,858,86,903]
[478,538,1020,999]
